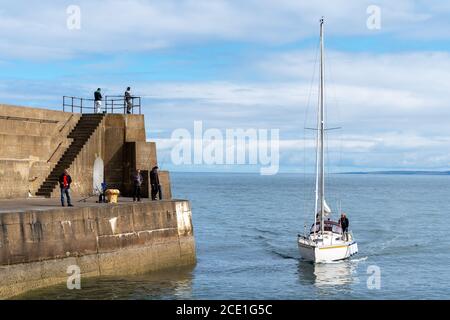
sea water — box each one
[16,173,450,299]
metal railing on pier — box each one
[104,95,141,114]
[63,95,142,114]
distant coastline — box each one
[171,170,450,176]
[340,171,450,175]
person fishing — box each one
[98,182,107,203]
[339,213,349,241]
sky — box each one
[1,0,450,173]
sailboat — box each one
[297,18,358,263]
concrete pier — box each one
[0,103,196,299]
[0,197,196,299]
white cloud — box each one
[151,130,450,171]
[131,47,450,170]
[1,0,450,59]
[2,1,450,171]
[255,50,450,128]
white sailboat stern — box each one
[298,229,358,263]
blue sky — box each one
[1,0,450,172]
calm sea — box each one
[16,173,450,299]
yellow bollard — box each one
[105,189,120,203]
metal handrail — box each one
[105,95,141,114]
[59,114,74,132]
[47,142,63,163]
[63,96,95,113]
[0,115,58,124]
[63,95,141,114]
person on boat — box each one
[339,213,349,241]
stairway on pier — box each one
[35,114,105,197]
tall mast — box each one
[319,17,325,234]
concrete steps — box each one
[36,114,105,197]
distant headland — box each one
[341,171,450,175]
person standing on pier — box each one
[94,88,103,113]
[132,169,143,202]
[150,166,162,200]
[59,169,73,207]
[125,87,132,114]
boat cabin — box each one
[310,220,342,234]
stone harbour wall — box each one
[0,200,196,299]
[0,104,170,199]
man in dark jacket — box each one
[338,213,349,241]
[132,169,143,202]
[59,169,73,207]
[150,166,162,200]
[94,88,103,113]
[125,87,132,114]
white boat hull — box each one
[298,233,358,263]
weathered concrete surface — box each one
[0,105,81,198]
[0,197,196,299]
[0,104,195,300]
[159,171,172,200]
[0,104,168,199]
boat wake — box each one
[271,250,299,260]
[363,234,428,257]
[253,227,280,236]
[349,256,368,263]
